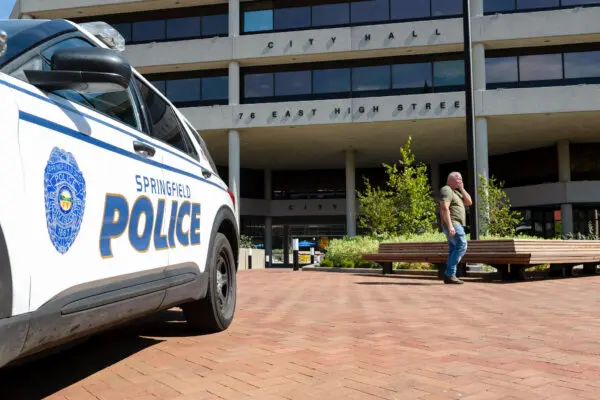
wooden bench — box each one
[362,239,600,281]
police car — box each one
[0,19,239,367]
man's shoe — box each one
[444,275,464,284]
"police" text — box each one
[100,194,201,258]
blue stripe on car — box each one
[19,111,227,192]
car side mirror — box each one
[24,46,132,92]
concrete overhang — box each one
[185,88,600,170]
[181,85,600,132]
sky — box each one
[0,0,17,18]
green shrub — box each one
[341,260,355,269]
[325,235,379,267]
[320,258,334,268]
[239,234,256,248]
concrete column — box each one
[345,149,357,237]
[561,204,574,237]
[228,130,240,227]
[264,169,272,264]
[475,118,489,183]
[557,140,573,237]
[228,0,240,37]
[473,43,486,91]
[557,140,571,182]
[475,118,489,233]
[283,225,290,266]
[472,0,484,17]
[228,61,240,106]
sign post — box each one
[462,0,480,240]
[292,238,299,271]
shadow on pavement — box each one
[0,308,203,400]
[355,281,438,286]
[351,271,598,285]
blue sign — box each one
[44,147,87,254]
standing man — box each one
[439,172,473,284]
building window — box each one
[275,71,312,96]
[72,5,228,45]
[352,65,391,92]
[274,6,311,30]
[485,56,518,84]
[350,0,390,24]
[390,0,430,20]
[244,9,273,32]
[166,17,201,40]
[145,71,228,107]
[245,73,274,98]
[313,68,351,94]
[312,2,350,26]
[431,0,462,16]
[241,54,464,103]
[564,50,600,79]
[520,54,563,81]
[487,44,600,89]
[242,0,462,34]
[484,0,600,14]
[433,60,465,87]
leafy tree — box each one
[357,136,437,236]
[477,174,523,237]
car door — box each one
[6,35,169,312]
[132,75,227,277]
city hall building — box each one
[11,0,600,263]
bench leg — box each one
[583,263,597,275]
[435,263,445,280]
[509,265,526,282]
[457,263,468,278]
[549,264,574,278]
[381,262,393,275]
[495,265,510,281]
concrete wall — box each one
[238,248,265,270]
[181,84,600,131]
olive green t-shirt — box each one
[440,185,466,227]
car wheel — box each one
[182,232,236,333]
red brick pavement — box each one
[2,270,600,400]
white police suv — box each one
[0,19,239,367]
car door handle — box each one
[201,167,212,179]
[133,141,156,157]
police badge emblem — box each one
[44,147,87,255]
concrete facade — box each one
[13,0,600,259]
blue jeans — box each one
[442,224,468,277]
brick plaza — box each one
[2,270,600,399]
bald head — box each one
[447,172,463,189]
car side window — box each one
[186,121,219,174]
[9,37,141,130]
[134,76,198,158]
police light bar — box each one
[80,21,126,52]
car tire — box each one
[182,233,236,333]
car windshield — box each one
[0,19,77,69]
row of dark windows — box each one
[220,143,600,201]
[148,74,229,108]
[112,14,228,45]
[142,43,600,107]
[242,0,600,34]
[71,1,600,45]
